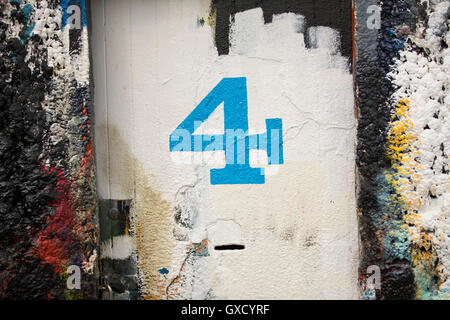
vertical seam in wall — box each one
[102,0,111,199]
[352,0,361,299]
[128,0,137,200]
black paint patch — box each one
[214,244,245,250]
[380,262,416,300]
[212,0,352,60]
[0,15,59,299]
[69,28,82,54]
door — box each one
[91,0,358,300]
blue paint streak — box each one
[23,4,34,41]
[11,2,35,44]
[61,0,87,30]
[169,77,284,185]
[22,3,33,20]
[158,268,169,275]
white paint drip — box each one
[101,235,136,260]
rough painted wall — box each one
[0,0,447,301]
[92,0,358,300]
[356,0,449,299]
[0,0,97,299]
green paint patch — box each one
[197,17,205,27]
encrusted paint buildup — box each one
[0,0,97,299]
[357,0,449,300]
[387,0,449,299]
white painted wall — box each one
[91,0,358,299]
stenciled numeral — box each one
[170,77,283,185]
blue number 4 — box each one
[170,77,284,185]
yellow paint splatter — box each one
[386,98,444,298]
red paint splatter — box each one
[34,168,80,275]
[29,102,97,282]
